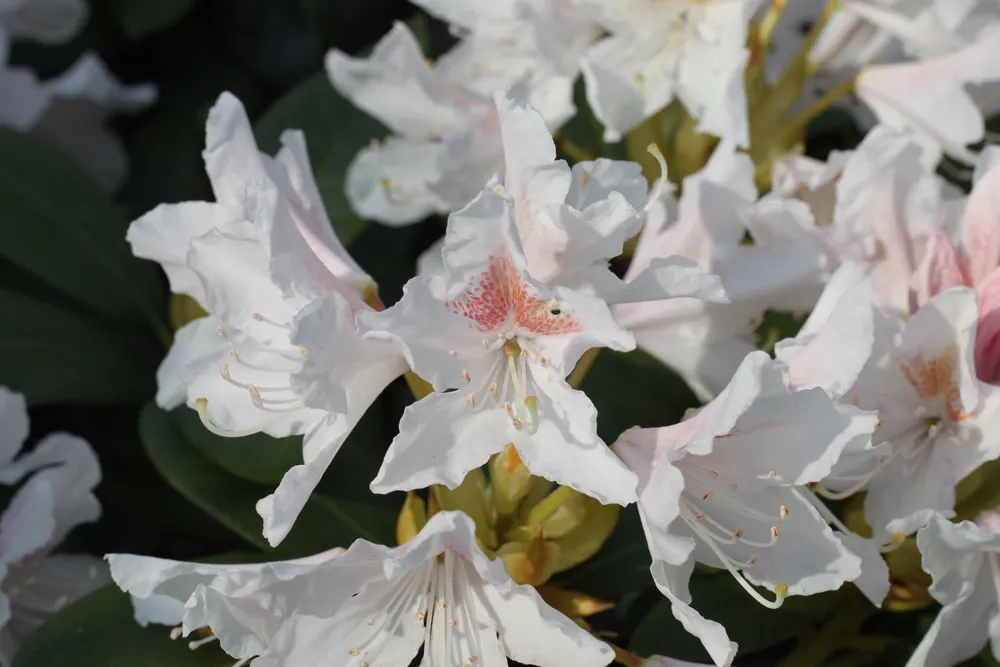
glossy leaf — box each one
[12,585,230,667]
[140,403,397,558]
[0,287,155,405]
[630,574,842,662]
[0,128,165,329]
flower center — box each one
[461,337,541,434]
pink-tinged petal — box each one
[856,26,1000,163]
[913,233,971,307]
[975,267,1000,383]
[777,263,875,399]
[963,164,1000,286]
[899,287,980,421]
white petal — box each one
[481,572,615,667]
[126,202,248,305]
[0,480,55,564]
[325,22,480,139]
[651,559,737,667]
[0,0,87,43]
[0,388,27,468]
[580,35,650,143]
[495,92,572,210]
[370,392,511,494]
[608,256,727,305]
[835,532,890,607]
[775,263,875,399]
[345,137,448,225]
[0,64,52,131]
[513,375,638,506]
[154,316,229,410]
[202,92,272,208]
[906,571,995,667]
[5,554,109,640]
[131,593,186,627]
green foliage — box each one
[12,585,231,667]
[140,403,398,558]
[0,129,165,329]
[630,575,842,663]
[110,0,199,38]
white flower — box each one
[109,511,614,667]
[327,10,596,227]
[0,0,87,44]
[772,125,956,315]
[126,92,407,547]
[0,35,156,188]
[792,278,1000,537]
[0,387,108,664]
[360,95,723,506]
[890,510,1000,667]
[615,352,876,667]
[576,0,762,146]
[615,141,827,400]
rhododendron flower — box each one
[110,511,614,667]
[912,151,1000,383]
[802,284,1000,537]
[0,0,86,44]
[615,141,826,400]
[576,0,761,146]
[772,125,956,316]
[0,388,108,664]
[615,352,876,666]
[0,35,156,188]
[126,92,407,547]
[890,510,1000,667]
[362,95,724,506]
[327,12,593,226]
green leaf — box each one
[581,349,701,444]
[630,574,842,662]
[139,403,397,558]
[174,407,303,485]
[0,287,155,405]
[12,585,230,667]
[110,0,198,38]
[555,504,652,600]
[0,128,165,329]
[754,309,808,355]
[254,72,386,247]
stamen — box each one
[644,144,669,213]
[195,398,290,438]
[448,350,457,357]
[780,505,789,520]
[467,395,476,407]
[250,312,289,330]
[683,507,787,609]
[461,369,470,383]
[169,627,183,640]
[188,635,218,650]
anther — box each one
[733,528,743,540]
[349,649,360,656]
[467,395,476,407]
[449,350,457,357]
[216,326,227,338]
[747,556,757,566]
[780,505,789,520]
[505,401,514,415]
[169,627,183,640]
[728,483,738,490]
[482,339,490,349]
[768,469,777,479]
[366,618,375,626]
[770,526,779,542]
[489,382,498,395]
[188,636,218,650]
[702,492,714,500]
[462,369,470,383]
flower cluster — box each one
[4,0,1000,666]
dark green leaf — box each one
[174,407,303,485]
[754,310,808,355]
[0,128,165,329]
[110,0,198,38]
[0,288,155,405]
[630,574,842,662]
[254,72,386,247]
[139,403,397,558]
[12,585,230,667]
[581,349,701,444]
[555,504,652,599]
